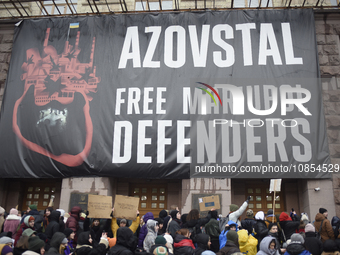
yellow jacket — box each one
[238,229,258,255]
[111,216,140,238]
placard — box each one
[113,195,140,220]
[69,193,88,212]
[87,194,112,219]
[198,195,220,211]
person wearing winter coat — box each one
[265,210,277,228]
[42,207,53,233]
[0,244,13,255]
[173,228,195,255]
[254,211,268,249]
[108,227,138,255]
[279,212,300,241]
[321,240,340,255]
[164,233,174,254]
[45,211,61,244]
[138,212,154,248]
[63,228,75,255]
[283,233,311,255]
[219,221,238,250]
[217,230,240,255]
[238,229,258,255]
[194,233,211,255]
[331,216,340,240]
[256,236,279,255]
[168,210,182,239]
[21,205,44,233]
[46,232,67,254]
[111,209,140,239]
[314,208,335,243]
[15,216,35,246]
[13,229,37,255]
[74,231,108,255]
[150,235,170,254]
[205,211,220,253]
[3,208,21,239]
[22,236,45,255]
[159,210,169,235]
[183,209,212,241]
[219,197,251,232]
[304,224,323,255]
[242,209,257,236]
[65,206,82,246]
[143,220,159,253]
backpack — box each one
[219,215,230,232]
[219,229,228,250]
[316,219,324,241]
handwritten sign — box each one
[198,195,220,211]
[113,195,140,220]
[87,194,112,219]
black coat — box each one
[255,220,268,246]
[45,211,61,242]
[280,221,300,241]
[305,232,323,255]
[216,240,240,255]
[195,233,210,255]
[241,218,257,235]
[76,231,107,255]
[109,227,137,255]
[174,234,195,255]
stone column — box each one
[181,178,231,215]
[59,177,115,211]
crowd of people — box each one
[0,197,340,255]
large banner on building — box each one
[0,9,332,179]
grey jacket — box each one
[143,220,158,253]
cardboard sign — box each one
[87,194,112,219]
[198,195,220,211]
[269,179,282,192]
[113,195,140,220]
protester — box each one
[45,211,61,243]
[265,210,277,228]
[194,233,211,255]
[108,227,137,255]
[21,205,43,233]
[217,230,240,255]
[321,240,340,255]
[154,218,164,235]
[46,232,67,254]
[74,231,108,255]
[22,236,45,255]
[150,235,169,254]
[219,221,238,250]
[183,209,212,241]
[65,206,82,246]
[143,220,159,253]
[283,233,311,255]
[3,208,21,240]
[164,233,174,254]
[254,211,268,249]
[42,208,53,233]
[138,212,154,248]
[314,208,335,242]
[13,235,30,255]
[238,229,258,255]
[279,212,300,241]
[168,210,182,239]
[241,209,257,235]
[256,236,279,255]
[0,236,13,255]
[205,210,220,252]
[63,228,75,255]
[173,228,195,255]
[304,224,323,255]
[15,216,35,246]
[111,208,140,239]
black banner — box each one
[0,9,331,178]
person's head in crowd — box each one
[181,214,188,225]
[29,205,37,211]
[267,209,274,217]
[323,239,338,252]
[201,251,217,255]
[187,209,200,221]
[170,210,180,220]
[176,229,190,238]
[22,228,36,237]
[269,239,277,251]
[304,223,315,233]
[15,235,29,250]
[56,209,65,218]
[319,208,328,218]
[164,234,173,245]
[9,208,18,216]
[301,214,309,225]
[210,210,218,220]
[229,204,239,213]
[269,223,278,233]
[24,216,35,228]
[116,227,137,252]
[50,232,67,254]
[44,207,53,217]
[77,231,93,246]
[64,228,75,240]
[290,233,304,245]
[227,230,238,245]
[255,211,265,221]
[92,219,100,227]
[155,235,167,246]
[196,233,211,250]
[246,209,254,219]
[28,236,45,254]
[119,219,127,228]
[159,210,168,220]
[155,218,164,230]
[0,245,13,255]
[0,236,13,246]
[153,246,168,255]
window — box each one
[234,0,272,7]
[42,0,78,15]
[22,183,57,211]
[135,0,172,11]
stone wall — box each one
[315,13,340,216]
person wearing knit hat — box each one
[241,209,257,238]
[314,208,334,243]
[304,223,323,255]
[64,228,75,255]
[218,230,240,255]
[3,208,21,240]
[22,228,37,237]
[27,236,45,254]
[265,209,277,229]
[14,215,36,247]
[163,233,174,254]
[149,235,168,254]
[284,233,311,255]
[219,197,251,233]
[153,246,168,255]
[168,210,181,239]
[29,205,37,211]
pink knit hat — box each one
[10,208,18,215]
